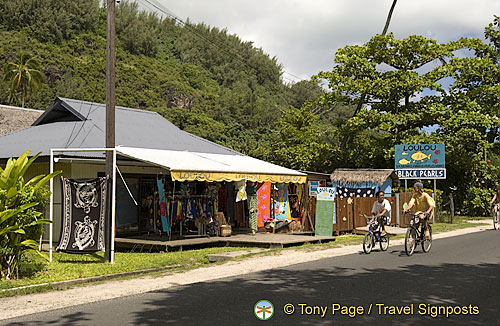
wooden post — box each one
[450,192,455,224]
[433,179,437,223]
[395,193,400,227]
[105,0,116,262]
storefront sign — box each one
[317,187,336,201]
[170,171,307,184]
[395,144,445,170]
[309,181,319,196]
[396,169,446,179]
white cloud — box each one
[155,0,500,82]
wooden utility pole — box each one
[105,0,116,262]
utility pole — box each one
[105,0,116,262]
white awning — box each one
[116,146,307,183]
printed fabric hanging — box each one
[157,178,170,235]
[57,177,108,254]
[257,182,271,226]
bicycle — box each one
[492,203,500,231]
[360,214,389,254]
[403,211,432,256]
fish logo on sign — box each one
[411,151,431,162]
[398,158,411,165]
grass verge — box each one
[0,246,251,297]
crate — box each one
[220,224,232,237]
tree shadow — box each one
[6,312,92,326]
[127,262,499,326]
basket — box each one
[220,225,232,237]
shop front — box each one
[114,147,307,239]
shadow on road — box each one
[126,262,499,326]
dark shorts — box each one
[377,215,390,225]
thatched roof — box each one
[0,105,43,136]
[330,168,398,186]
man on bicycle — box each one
[402,182,435,239]
[489,187,500,211]
[371,190,391,236]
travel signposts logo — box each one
[254,300,274,320]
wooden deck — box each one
[115,232,336,252]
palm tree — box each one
[3,53,44,108]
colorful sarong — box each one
[275,183,288,220]
[157,179,170,235]
[257,182,271,226]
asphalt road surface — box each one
[3,230,500,326]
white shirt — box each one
[371,199,391,221]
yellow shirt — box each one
[409,192,435,217]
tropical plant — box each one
[0,151,61,280]
[3,53,45,107]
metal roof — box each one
[0,97,241,158]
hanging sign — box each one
[309,181,319,196]
[317,187,336,201]
[395,144,445,170]
[315,187,336,237]
[396,168,446,180]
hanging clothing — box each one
[275,183,288,220]
[218,185,229,214]
[235,181,247,202]
[249,195,258,234]
[257,182,271,226]
[157,178,170,235]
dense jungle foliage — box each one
[1,0,500,215]
[0,0,323,159]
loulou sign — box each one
[394,144,445,170]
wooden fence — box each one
[333,196,398,234]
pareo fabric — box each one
[57,177,107,254]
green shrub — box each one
[0,151,60,280]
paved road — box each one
[3,230,500,326]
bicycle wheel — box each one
[422,225,432,253]
[379,234,389,251]
[494,211,500,231]
[363,233,374,254]
[405,228,416,256]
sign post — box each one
[395,144,446,220]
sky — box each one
[147,0,500,83]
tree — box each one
[315,33,458,166]
[314,17,500,215]
[271,105,338,172]
[3,53,45,107]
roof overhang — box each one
[116,146,306,183]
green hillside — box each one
[0,0,322,160]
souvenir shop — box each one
[116,176,308,238]
[114,147,307,239]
